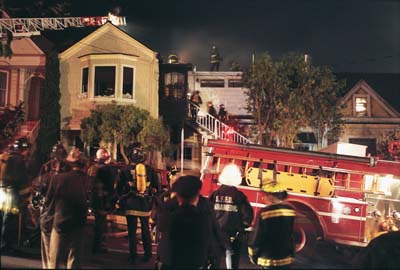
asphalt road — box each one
[1,219,357,269]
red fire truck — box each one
[200,140,400,255]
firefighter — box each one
[190,90,203,121]
[37,141,69,268]
[87,147,117,254]
[248,179,296,269]
[209,164,254,269]
[0,138,30,254]
[150,166,179,270]
[210,45,222,71]
[116,147,159,264]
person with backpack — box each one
[116,148,159,264]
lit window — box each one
[200,79,225,88]
[122,67,134,99]
[355,97,367,117]
[0,71,6,107]
[164,72,185,99]
[81,67,88,94]
[94,66,115,97]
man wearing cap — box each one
[248,180,296,269]
[42,148,88,269]
[209,164,254,269]
[33,142,69,268]
[87,147,117,254]
[161,175,224,270]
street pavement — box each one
[1,232,355,269]
[1,216,356,269]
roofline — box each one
[59,22,157,60]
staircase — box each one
[188,102,251,144]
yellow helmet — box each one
[261,178,286,193]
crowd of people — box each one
[1,138,308,269]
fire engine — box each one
[200,140,400,255]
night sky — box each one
[73,0,399,73]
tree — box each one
[243,52,345,148]
[36,51,61,164]
[81,104,169,164]
[242,52,288,144]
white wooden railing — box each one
[189,102,251,144]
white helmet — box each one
[218,164,242,187]
[95,148,110,163]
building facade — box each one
[58,23,159,146]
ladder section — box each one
[189,101,251,144]
[0,14,126,37]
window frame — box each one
[200,79,225,88]
[353,94,370,117]
[228,79,243,88]
[121,65,135,99]
[0,70,9,108]
[93,64,117,98]
[80,66,89,95]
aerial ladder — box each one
[0,12,126,38]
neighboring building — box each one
[336,73,400,156]
[0,37,46,151]
[57,22,159,146]
[188,71,252,122]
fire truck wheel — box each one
[293,215,319,258]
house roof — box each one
[335,73,400,113]
[31,26,100,54]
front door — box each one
[27,77,43,121]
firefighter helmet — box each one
[66,147,84,166]
[95,148,111,163]
[50,142,67,161]
[168,54,179,64]
[219,163,242,187]
[130,148,146,163]
[261,178,287,195]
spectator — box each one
[37,142,69,268]
[160,175,224,269]
[45,148,88,269]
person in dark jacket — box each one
[209,164,254,269]
[248,179,296,269]
[35,142,69,268]
[87,147,117,254]
[41,148,88,269]
[353,231,400,269]
[167,175,224,269]
[116,148,159,264]
[0,139,30,254]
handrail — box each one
[188,101,251,144]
